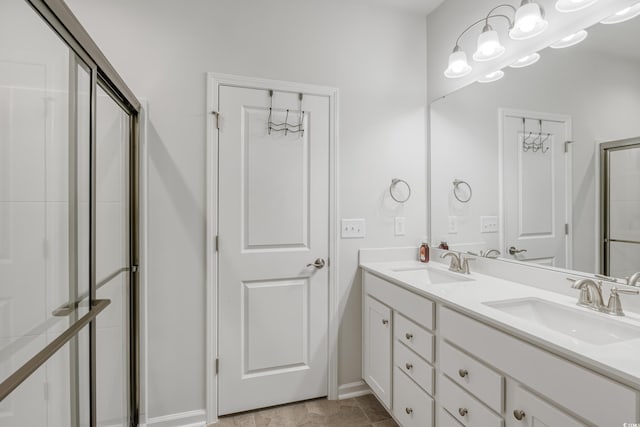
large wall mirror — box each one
[430,15,640,284]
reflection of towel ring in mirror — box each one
[453,179,472,203]
[390,178,411,203]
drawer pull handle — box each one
[405,362,413,370]
[382,319,389,325]
[458,408,468,417]
[458,369,468,378]
[405,407,413,415]
[405,332,413,340]
[513,409,526,421]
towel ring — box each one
[390,178,411,203]
[453,179,472,203]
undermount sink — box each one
[484,297,640,345]
[390,266,473,284]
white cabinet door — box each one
[363,295,392,408]
[506,385,586,427]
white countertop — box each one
[360,259,640,390]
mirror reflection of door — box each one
[602,139,640,278]
[501,111,572,268]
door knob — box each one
[508,246,527,256]
[306,258,326,269]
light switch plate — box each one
[394,217,406,236]
[341,218,366,239]
[481,216,499,233]
[448,216,458,234]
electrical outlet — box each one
[480,216,499,233]
[448,216,458,234]
[341,218,366,238]
[394,217,406,236]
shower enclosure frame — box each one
[599,137,640,277]
[0,0,141,426]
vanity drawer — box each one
[364,272,435,330]
[394,339,434,395]
[394,313,434,362]
[441,340,504,413]
[393,368,434,427]
[440,375,504,427]
[440,306,639,427]
[439,407,464,427]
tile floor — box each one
[213,394,398,427]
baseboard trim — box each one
[338,381,371,399]
[140,409,207,427]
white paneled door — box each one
[502,114,571,268]
[217,85,330,415]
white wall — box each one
[65,0,428,422]
[430,40,640,272]
[426,0,637,102]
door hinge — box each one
[215,235,219,252]
[215,358,219,375]
[565,223,569,235]
[564,140,573,153]
[212,111,220,129]
[131,265,139,273]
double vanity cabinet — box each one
[362,264,640,427]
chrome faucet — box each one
[571,278,606,311]
[627,272,640,287]
[442,251,474,274]
[569,278,639,316]
[481,249,501,259]
[442,252,461,272]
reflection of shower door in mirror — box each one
[602,139,640,278]
[501,111,572,268]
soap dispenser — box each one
[419,238,430,263]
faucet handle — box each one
[461,256,475,274]
[607,287,640,316]
[567,278,592,305]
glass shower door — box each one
[605,142,640,278]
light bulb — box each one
[550,30,588,49]
[555,0,598,13]
[478,70,505,83]
[600,2,640,24]
[510,1,548,40]
[509,53,541,68]
[444,47,472,78]
[473,26,505,62]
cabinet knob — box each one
[405,362,413,370]
[458,369,468,378]
[405,407,413,415]
[458,408,468,417]
[405,332,413,340]
[382,319,389,325]
[513,409,526,421]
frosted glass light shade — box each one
[444,48,472,78]
[478,70,505,83]
[473,28,506,62]
[601,3,640,24]
[550,30,588,49]
[509,53,541,68]
[510,2,548,40]
[555,0,598,13]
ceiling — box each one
[368,0,446,15]
[583,18,640,64]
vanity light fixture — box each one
[555,0,599,13]
[478,70,505,83]
[509,52,541,68]
[509,0,549,40]
[473,24,506,61]
[444,46,473,78]
[600,2,640,24]
[550,29,588,48]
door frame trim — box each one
[498,108,573,268]
[205,73,339,424]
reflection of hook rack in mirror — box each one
[453,179,472,203]
[390,178,411,203]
